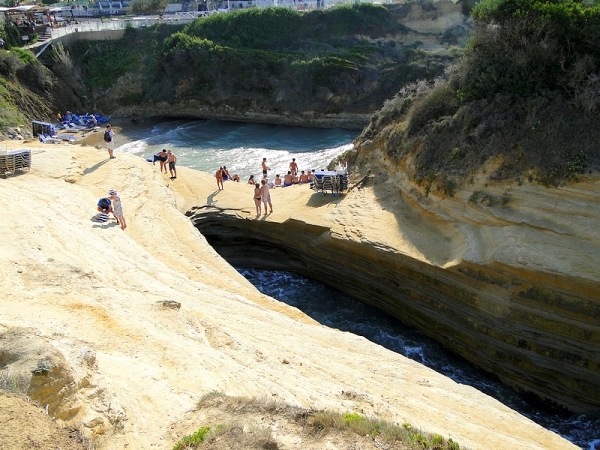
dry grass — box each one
[173,392,465,450]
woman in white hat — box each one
[108,189,126,230]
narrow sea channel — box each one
[237,268,600,450]
[117,119,599,449]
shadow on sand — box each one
[83,158,111,176]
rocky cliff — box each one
[56,2,469,129]
[0,140,579,450]
[189,153,600,414]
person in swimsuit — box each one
[274,174,282,187]
[253,182,262,216]
[262,157,270,176]
[248,175,255,185]
[222,166,230,181]
[216,167,224,190]
[158,149,168,174]
[283,171,294,187]
[167,150,177,179]
[289,158,298,176]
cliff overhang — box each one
[189,188,600,414]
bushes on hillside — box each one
[184,4,396,50]
[458,0,600,111]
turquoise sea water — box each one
[117,119,356,180]
[116,119,598,449]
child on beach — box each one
[108,189,127,230]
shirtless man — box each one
[167,150,177,180]
[299,170,309,183]
[289,158,298,176]
[260,179,273,215]
[283,171,294,187]
[261,157,270,176]
[216,167,224,190]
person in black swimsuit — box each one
[157,149,168,174]
[253,182,262,216]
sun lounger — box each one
[39,134,62,144]
[312,171,348,196]
[56,134,78,142]
[64,122,86,131]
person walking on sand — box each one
[104,125,115,159]
[253,182,262,216]
[262,157,270,176]
[108,189,127,230]
[260,179,273,215]
[216,166,224,190]
[167,150,177,179]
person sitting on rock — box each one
[299,170,309,184]
[283,171,294,187]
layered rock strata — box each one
[189,178,600,414]
[0,140,583,449]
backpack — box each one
[98,198,111,210]
[103,130,111,142]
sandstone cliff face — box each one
[0,141,579,450]
[190,147,600,414]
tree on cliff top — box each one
[131,0,168,16]
[358,0,600,189]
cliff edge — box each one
[0,140,577,450]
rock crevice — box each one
[191,207,600,413]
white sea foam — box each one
[117,120,357,180]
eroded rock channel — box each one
[190,208,600,415]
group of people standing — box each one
[153,148,178,180]
[254,177,273,216]
[257,157,315,187]
[251,157,311,216]
[213,156,316,217]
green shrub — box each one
[459,0,600,109]
[11,48,35,65]
[407,84,459,135]
[1,20,21,48]
[172,426,210,450]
